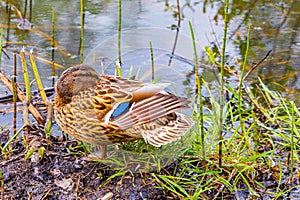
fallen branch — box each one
[0,87,54,104]
[0,70,45,125]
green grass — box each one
[143,0,299,197]
[150,79,300,197]
[91,44,300,196]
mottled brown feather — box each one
[54,65,194,146]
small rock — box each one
[140,191,148,199]
[128,191,136,200]
[54,178,74,191]
[30,152,40,163]
[73,163,83,170]
[73,159,83,170]
[99,192,113,200]
[50,168,61,177]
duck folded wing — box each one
[139,112,194,147]
[92,75,169,121]
[110,92,191,130]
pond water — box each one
[0,1,299,130]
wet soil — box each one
[0,125,177,200]
[1,123,299,200]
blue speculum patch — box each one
[111,102,131,118]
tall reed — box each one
[79,0,85,63]
[0,28,3,70]
[149,41,154,81]
[188,21,204,157]
[117,0,122,64]
[51,8,55,87]
[12,54,17,135]
[218,0,229,167]
[28,50,48,105]
[168,0,181,66]
[19,48,31,102]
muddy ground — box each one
[0,125,178,200]
[2,123,299,199]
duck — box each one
[54,64,194,158]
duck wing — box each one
[111,92,191,130]
[92,75,169,122]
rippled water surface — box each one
[0,0,299,124]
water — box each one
[0,1,298,92]
[0,1,299,136]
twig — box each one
[0,70,45,124]
[243,50,272,81]
[213,169,237,199]
[0,87,54,104]
[1,153,24,166]
[168,0,181,66]
[1,49,10,59]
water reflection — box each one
[0,0,300,122]
[202,0,300,102]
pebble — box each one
[99,192,113,200]
[73,159,83,170]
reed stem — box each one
[29,50,48,105]
[45,102,53,138]
[290,102,295,188]
[79,0,85,63]
[12,53,17,135]
[188,21,204,158]
[51,8,55,87]
[117,0,122,64]
[218,0,229,167]
[168,0,181,66]
[0,28,3,70]
[19,48,31,102]
[149,41,154,81]
[237,26,250,139]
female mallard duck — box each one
[54,64,194,157]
